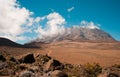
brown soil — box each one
[41,42,120,67]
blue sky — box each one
[0,0,120,44]
[18,0,120,41]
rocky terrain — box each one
[0,51,120,77]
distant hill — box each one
[0,37,39,48]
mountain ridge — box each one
[0,26,117,47]
[28,26,116,43]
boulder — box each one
[9,57,19,64]
[19,70,35,77]
[44,59,63,71]
[0,62,8,70]
[51,70,68,77]
[0,54,6,62]
[19,53,35,64]
[0,68,15,76]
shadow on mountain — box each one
[0,37,40,48]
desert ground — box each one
[40,42,120,67]
[1,41,120,67]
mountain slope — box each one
[27,26,116,45]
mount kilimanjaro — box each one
[25,26,116,46]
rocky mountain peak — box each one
[27,26,115,44]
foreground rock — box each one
[98,67,120,77]
[19,70,35,77]
[44,59,63,72]
[51,70,68,77]
[0,54,6,62]
[0,52,120,77]
[19,53,35,63]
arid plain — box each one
[1,41,120,67]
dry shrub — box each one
[112,64,120,68]
[83,63,102,77]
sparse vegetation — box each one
[14,65,28,71]
[83,63,102,77]
[36,54,51,64]
[112,64,120,68]
[63,64,83,77]
[63,63,102,77]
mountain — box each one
[27,26,116,45]
[0,37,23,47]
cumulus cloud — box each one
[35,12,66,38]
[34,19,100,43]
[35,15,100,40]
[80,20,100,29]
[67,7,75,12]
[0,0,38,42]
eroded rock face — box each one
[19,53,35,64]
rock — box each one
[108,73,119,77]
[51,70,68,77]
[42,70,68,77]
[36,54,51,64]
[9,57,19,64]
[44,59,63,72]
[0,54,6,62]
[0,68,15,76]
[28,66,41,72]
[19,70,35,77]
[16,64,28,71]
[0,62,8,70]
[98,67,120,77]
[19,53,35,64]
[98,73,108,77]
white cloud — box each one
[35,12,66,38]
[0,35,26,42]
[0,0,100,44]
[80,20,100,29]
[67,7,75,12]
[35,17,41,22]
[35,12,100,40]
[0,0,39,42]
